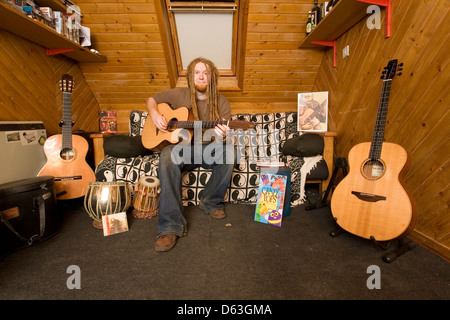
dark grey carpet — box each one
[1,188,449,303]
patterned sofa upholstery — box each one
[93,110,334,207]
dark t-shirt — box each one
[152,88,231,121]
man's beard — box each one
[195,83,208,92]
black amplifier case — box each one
[0,176,60,259]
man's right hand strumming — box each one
[146,97,168,132]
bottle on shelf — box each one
[326,0,335,13]
[321,2,330,19]
[311,0,321,26]
[311,13,316,30]
[306,11,312,35]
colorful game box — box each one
[254,173,288,227]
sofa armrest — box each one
[321,131,336,191]
[305,131,336,192]
[90,133,112,167]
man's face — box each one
[194,62,209,92]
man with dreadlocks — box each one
[146,57,234,252]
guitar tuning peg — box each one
[397,72,402,76]
[398,63,404,67]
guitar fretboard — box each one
[176,120,230,129]
[61,92,73,150]
[172,120,253,130]
[369,79,391,160]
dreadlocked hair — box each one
[186,57,220,121]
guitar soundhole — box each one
[167,118,178,132]
[60,148,75,161]
[361,159,385,180]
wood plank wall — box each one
[76,0,321,118]
[313,0,449,261]
[0,30,100,136]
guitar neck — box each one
[61,92,73,150]
[176,120,227,128]
[175,120,253,130]
[369,79,392,160]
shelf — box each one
[35,0,67,12]
[299,0,391,68]
[299,0,372,48]
[0,2,107,62]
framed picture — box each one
[297,91,328,132]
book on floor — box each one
[254,172,288,227]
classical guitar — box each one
[38,74,95,200]
[330,59,417,242]
[141,103,255,151]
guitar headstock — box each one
[60,74,74,93]
[381,59,403,80]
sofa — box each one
[90,110,336,207]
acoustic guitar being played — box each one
[38,74,95,199]
[141,103,255,151]
[330,60,417,242]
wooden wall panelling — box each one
[0,28,101,136]
[313,0,450,260]
[75,0,321,113]
[70,67,100,131]
[241,0,320,107]
[0,32,55,124]
[76,0,168,107]
[312,48,337,132]
[358,1,446,144]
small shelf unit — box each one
[0,1,107,63]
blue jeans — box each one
[157,142,235,238]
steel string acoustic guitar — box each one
[38,74,95,199]
[141,103,255,151]
[330,59,417,241]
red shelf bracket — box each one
[46,48,74,56]
[312,40,336,67]
[356,0,391,38]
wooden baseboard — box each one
[409,229,450,262]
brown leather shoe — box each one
[155,234,177,252]
[209,209,226,219]
[199,202,226,219]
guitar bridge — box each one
[54,176,82,181]
[351,191,386,202]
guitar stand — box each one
[329,222,345,238]
[330,227,415,263]
[306,157,348,211]
[370,236,416,263]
